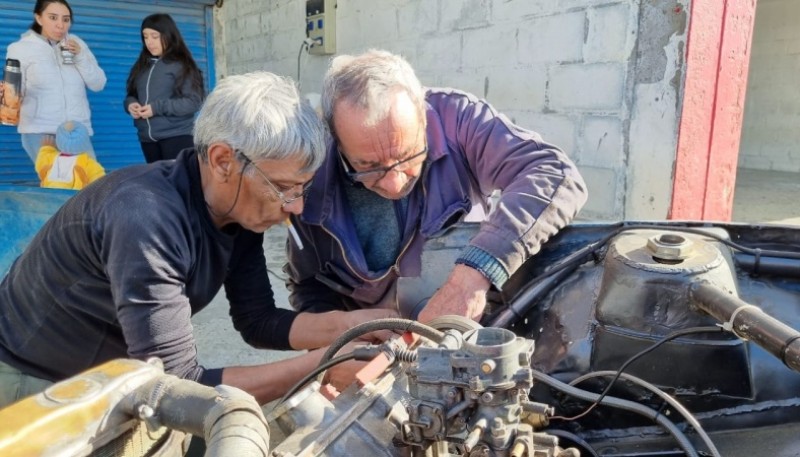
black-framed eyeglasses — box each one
[339,147,428,183]
[239,152,312,207]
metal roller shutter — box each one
[0,0,215,184]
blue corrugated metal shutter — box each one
[0,0,215,184]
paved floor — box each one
[193,225,298,370]
[191,167,800,407]
[732,168,800,225]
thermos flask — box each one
[1,59,22,126]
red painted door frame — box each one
[670,0,757,221]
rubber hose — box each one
[532,370,698,457]
[318,317,443,367]
[569,371,720,457]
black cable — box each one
[276,352,357,409]
[544,429,600,457]
[205,163,246,219]
[553,326,723,422]
[570,371,721,457]
[297,40,309,84]
[532,370,699,457]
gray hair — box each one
[194,71,326,173]
[320,49,426,137]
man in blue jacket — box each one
[286,49,588,323]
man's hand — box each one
[418,264,490,323]
[322,341,372,391]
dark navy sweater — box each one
[0,149,297,385]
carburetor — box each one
[269,323,578,457]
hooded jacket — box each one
[35,145,105,190]
[124,58,203,143]
[6,31,106,135]
[286,88,588,317]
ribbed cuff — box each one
[455,245,509,289]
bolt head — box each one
[647,233,694,260]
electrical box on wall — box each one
[306,0,336,55]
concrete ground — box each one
[192,225,299,371]
[731,168,800,225]
[190,167,800,409]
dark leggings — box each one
[140,135,194,163]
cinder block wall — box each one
[213,0,689,220]
[739,0,800,172]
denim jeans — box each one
[0,359,52,408]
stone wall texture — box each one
[213,0,691,220]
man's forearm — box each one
[418,264,490,323]
[221,349,324,405]
[288,309,401,350]
[288,311,350,350]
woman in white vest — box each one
[2,0,106,162]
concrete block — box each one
[579,116,624,167]
[462,27,519,68]
[297,58,330,93]
[509,112,577,156]
[358,7,400,44]
[398,1,440,36]
[414,34,462,74]
[243,13,261,38]
[626,81,679,220]
[441,0,491,30]
[549,63,625,111]
[336,11,362,49]
[494,0,622,22]
[414,70,438,89]
[577,166,620,219]
[585,3,633,63]
[518,11,585,64]
[242,0,269,16]
[493,0,551,21]
[483,66,547,112]
[437,70,486,98]
[270,33,301,65]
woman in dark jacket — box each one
[124,13,204,163]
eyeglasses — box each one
[239,153,312,207]
[339,147,428,183]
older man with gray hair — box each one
[0,71,393,408]
[287,49,588,323]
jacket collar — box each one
[21,30,60,48]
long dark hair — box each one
[30,0,73,34]
[125,13,204,99]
